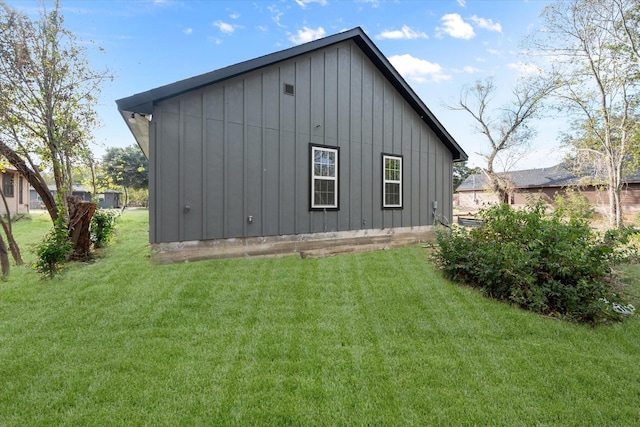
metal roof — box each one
[116,27,467,162]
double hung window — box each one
[311,145,339,209]
[383,154,402,208]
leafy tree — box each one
[446,77,556,202]
[533,0,640,227]
[0,1,111,249]
[71,155,115,198]
[102,145,148,206]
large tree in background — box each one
[0,1,110,223]
[533,0,640,227]
[446,77,556,203]
[103,145,148,206]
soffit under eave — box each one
[118,110,149,159]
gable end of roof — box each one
[116,27,467,162]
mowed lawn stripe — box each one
[1,210,639,426]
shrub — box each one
[553,188,594,220]
[90,209,119,248]
[433,201,636,323]
[33,215,71,279]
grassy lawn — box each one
[1,209,640,426]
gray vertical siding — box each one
[150,40,454,243]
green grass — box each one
[1,210,640,426]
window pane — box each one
[3,175,14,197]
[314,179,335,206]
[385,183,400,205]
[314,149,337,178]
[385,158,400,181]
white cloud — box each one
[268,5,285,28]
[295,0,327,8]
[456,0,466,6]
[450,65,482,74]
[229,11,240,19]
[213,20,237,34]
[289,26,326,44]
[376,25,428,40]
[471,15,502,33]
[388,54,451,83]
[437,14,475,40]
[461,65,482,73]
[183,27,193,35]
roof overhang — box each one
[117,110,151,158]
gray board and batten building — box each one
[116,27,467,262]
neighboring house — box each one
[456,163,640,213]
[0,169,29,216]
[30,186,122,210]
[116,27,467,262]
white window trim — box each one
[311,145,339,209]
[383,154,402,208]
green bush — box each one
[433,201,636,323]
[553,188,594,220]
[127,188,148,207]
[90,209,119,248]
[33,215,71,279]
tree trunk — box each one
[0,232,9,276]
[0,141,59,221]
[0,189,23,265]
[67,196,96,261]
[0,219,23,266]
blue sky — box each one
[9,0,565,171]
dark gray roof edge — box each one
[457,163,640,191]
[116,27,467,161]
[349,30,467,161]
[116,28,363,113]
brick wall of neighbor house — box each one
[541,185,640,215]
[512,188,556,205]
[457,184,640,214]
[620,184,640,213]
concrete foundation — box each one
[151,226,436,263]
